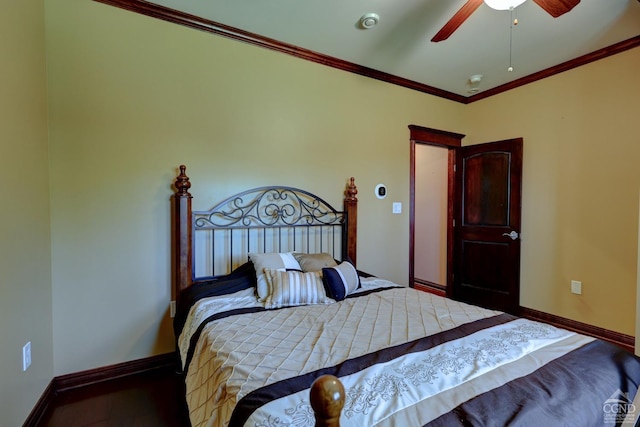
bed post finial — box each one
[343,177,357,266]
[310,375,345,427]
[345,177,357,202]
[175,165,192,197]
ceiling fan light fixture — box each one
[484,0,527,10]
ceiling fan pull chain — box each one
[508,7,514,72]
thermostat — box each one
[375,184,387,199]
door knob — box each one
[502,230,519,240]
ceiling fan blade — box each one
[431,0,484,43]
[532,0,580,18]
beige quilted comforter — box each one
[179,278,503,427]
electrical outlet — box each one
[23,342,31,372]
[571,280,582,295]
[170,301,176,318]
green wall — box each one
[0,1,53,425]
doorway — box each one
[409,125,463,296]
[414,145,448,289]
[409,125,523,314]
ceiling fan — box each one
[431,0,580,42]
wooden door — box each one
[452,138,523,314]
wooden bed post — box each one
[310,375,345,427]
[344,177,358,266]
[173,165,193,304]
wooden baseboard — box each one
[22,379,55,427]
[519,306,635,354]
[54,352,178,392]
[413,281,447,297]
[22,352,179,427]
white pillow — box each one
[248,252,302,301]
[263,268,332,309]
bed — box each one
[172,165,640,427]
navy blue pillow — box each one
[174,262,256,337]
[322,261,360,301]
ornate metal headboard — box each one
[172,165,358,302]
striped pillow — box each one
[248,252,302,301]
[263,268,331,309]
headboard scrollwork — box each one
[194,187,342,229]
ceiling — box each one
[118,0,640,101]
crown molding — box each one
[93,0,640,104]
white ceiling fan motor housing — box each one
[484,0,527,10]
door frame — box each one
[409,125,464,296]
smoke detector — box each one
[359,13,380,29]
[467,74,483,94]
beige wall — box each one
[464,48,640,335]
[45,0,466,375]
[2,1,634,415]
[0,0,53,425]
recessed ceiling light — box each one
[359,13,380,29]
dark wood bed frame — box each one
[172,165,359,302]
[172,165,355,426]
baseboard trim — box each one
[413,281,447,297]
[22,352,178,427]
[54,352,178,392]
[22,379,55,427]
[520,306,635,354]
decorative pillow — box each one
[248,252,302,301]
[322,261,360,301]
[293,252,338,272]
[263,269,331,309]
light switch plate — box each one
[571,280,582,295]
[23,342,31,371]
[392,202,402,214]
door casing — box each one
[409,125,463,295]
[409,126,523,314]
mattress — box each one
[177,277,640,427]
